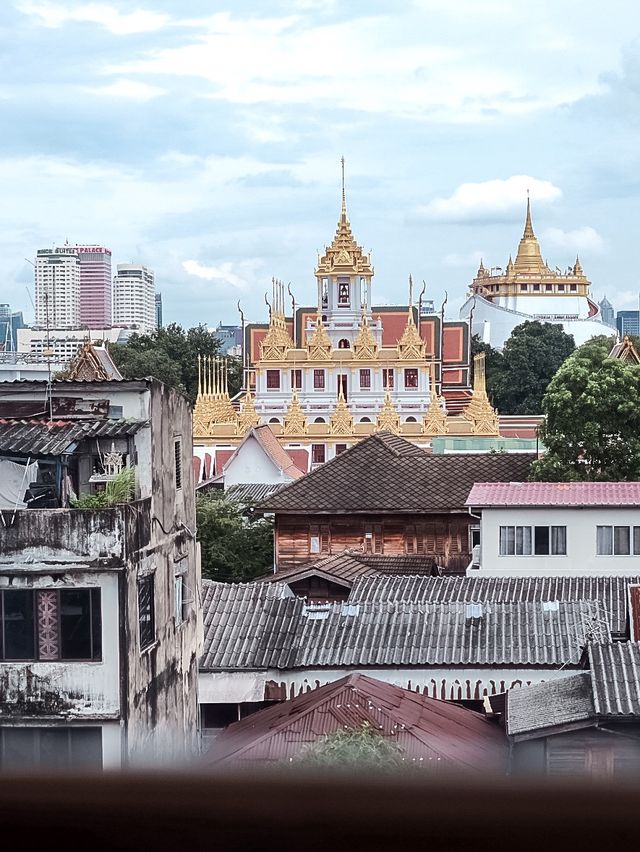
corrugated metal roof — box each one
[0,418,147,456]
[506,672,595,739]
[349,575,639,636]
[589,641,640,717]
[225,483,286,505]
[200,580,608,671]
[467,481,640,507]
[207,672,507,771]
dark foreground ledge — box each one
[1,771,638,851]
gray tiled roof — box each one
[506,672,595,738]
[260,431,535,514]
[268,552,437,585]
[349,575,639,636]
[590,641,640,717]
[0,418,147,456]
[225,483,286,505]
[200,580,609,671]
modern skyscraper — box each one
[155,292,163,329]
[616,311,640,337]
[599,296,615,328]
[113,263,156,332]
[71,245,112,327]
[0,305,26,351]
[34,249,81,328]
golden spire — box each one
[376,391,401,434]
[237,385,260,434]
[462,352,500,435]
[513,196,545,274]
[210,356,237,424]
[283,389,308,436]
[260,278,294,361]
[397,276,425,360]
[422,359,448,436]
[353,310,377,360]
[330,385,354,436]
[315,159,373,277]
[307,315,333,361]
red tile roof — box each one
[205,673,507,771]
[466,481,640,507]
[252,426,306,479]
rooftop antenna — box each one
[287,282,296,348]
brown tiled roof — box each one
[200,580,609,671]
[245,425,306,479]
[261,432,535,513]
[268,552,438,586]
[206,672,507,771]
[349,575,639,636]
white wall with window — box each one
[472,508,640,576]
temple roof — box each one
[513,197,546,274]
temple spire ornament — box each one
[422,359,448,436]
[237,385,260,434]
[283,389,308,436]
[462,352,500,435]
[260,278,294,361]
[376,391,401,433]
[397,275,425,360]
[330,385,354,436]
[513,196,545,274]
[353,310,378,360]
[307,315,333,360]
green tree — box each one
[295,723,406,772]
[196,492,274,582]
[531,335,640,481]
[110,324,243,404]
[490,321,575,415]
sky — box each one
[2,0,640,328]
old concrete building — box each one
[0,376,200,770]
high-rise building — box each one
[155,292,163,329]
[616,311,640,337]
[113,264,156,332]
[72,245,112,327]
[599,296,615,328]
[0,305,26,351]
[34,249,81,329]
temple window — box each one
[266,369,280,390]
[359,369,371,389]
[383,368,394,389]
[313,417,326,424]
[338,374,348,400]
[313,369,325,390]
[570,283,577,292]
[406,416,417,423]
[404,368,419,389]
[290,369,302,390]
[545,284,553,291]
[338,278,350,307]
[360,417,372,423]
[520,284,527,292]
[533,284,540,292]
[558,284,565,292]
[338,339,350,349]
[269,418,280,424]
[360,277,367,309]
[311,444,326,465]
[335,443,347,455]
[322,279,329,306]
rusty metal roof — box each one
[348,575,639,636]
[589,641,640,717]
[200,580,608,671]
[467,481,640,507]
[0,418,148,456]
[206,672,507,771]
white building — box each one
[113,263,156,332]
[466,482,640,576]
[17,326,129,361]
[459,201,613,348]
[35,249,81,329]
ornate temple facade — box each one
[459,199,612,349]
[194,175,499,476]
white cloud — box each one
[84,79,165,100]
[541,226,606,254]
[182,260,248,289]
[414,176,562,224]
[442,250,485,268]
[17,1,169,34]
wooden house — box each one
[260,431,534,576]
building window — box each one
[597,526,640,556]
[266,369,281,390]
[499,526,566,556]
[0,727,103,771]
[322,279,329,306]
[313,369,325,390]
[309,524,330,554]
[364,523,382,554]
[338,280,350,306]
[383,368,394,389]
[558,284,565,292]
[359,417,372,423]
[404,368,418,389]
[174,438,182,490]
[533,284,540,292]
[313,417,326,424]
[359,369,371,389]
[335,443,347,455]
[311,444,326,465]
[175,574,187,624]
[290,369,302,390]
[338,339,350,349]
[545,284,553,291]
[520,284,527,292]
[268,417,281,425]
[405,416,417,423]
[0,588,101,662]
[570,283,577,292]
[138,576,155,650]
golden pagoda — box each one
[422,361,448,436]
[462,353,500,435]
[397,276,426,360]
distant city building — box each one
[599,296,615,328]
[35,249,81,328]
[113,263,156,333]
[155,292,163,329]
[210,323,242,356]
[59,244,112,327]
[0,304,26,352]
[17,327,130,361]
[616,311,640,338]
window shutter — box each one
[405,525,416,554]
[320,524,330,553]
[374,524,383,554]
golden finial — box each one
[408,274,413,313]
[376,391,401,434]
[523,193,535,239]
[197,353,202,398]
[341,155,346,216]
[462,352,500,435]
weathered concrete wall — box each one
[123,382,200,765]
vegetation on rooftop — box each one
[295,723,407,772]
[71,466,136,509]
